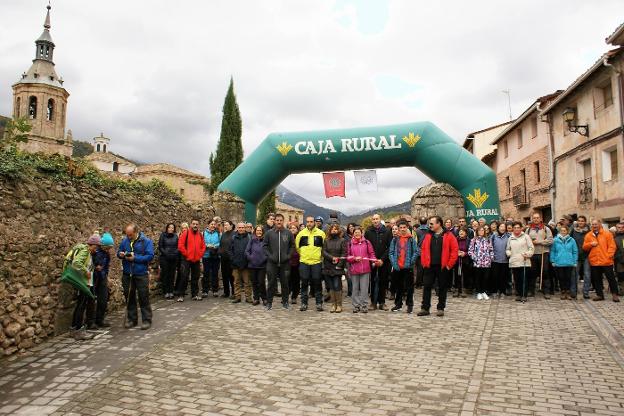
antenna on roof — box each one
[502,89,513,120]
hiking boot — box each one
[329,292,337,313]
[140,321,151,330]
[543,293,551,300]
[231,298,241,303]
[416,309,430,316]
[515,296,522,302]
[291,298,297,305]
[86,322,98,330]
[436,310,445,317]
[300,304,308,312]
[452,290,459,298]
[391,305,402,312]
[406,306,413,314]
[201,292,209,298]
[379,304,389,311]
[316,304,324,312]
[361,308,368,314]
[252,300,260,306]
[353,307,359,313]
[265,303,273,311]
[369,304,378,311]
[282,303,290,310]
[72,329,94,341]
[124,321,137,329]
[96,321,111,328]
[583,293,590,299]
[612,294,620,303]
[212,291,218,297]
[336,292,343,313]
[593,296,605,301]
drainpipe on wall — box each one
[538,101,557,220]
[603,57,624,151]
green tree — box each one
[257,190,276,226]
[72,140,94,157]
[1,116,31,149]
[209,77,243,193]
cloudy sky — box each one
[1,1,622,214]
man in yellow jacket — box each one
[583,219,618,302]
[296,216,326,312]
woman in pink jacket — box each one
[347,227,380,313]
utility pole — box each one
[502,89,513,120]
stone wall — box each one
[411,182,465,220]
[0,176,243,357]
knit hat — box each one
[100,232,114,247]
[87,234,101,245]
[315,216,324,223]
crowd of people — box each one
[62,211,624,340]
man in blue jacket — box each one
[117,223,154,330]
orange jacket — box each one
[582,228,616,266]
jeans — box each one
[202,257,221,293]
[159,256,177,295]
[578,257,591,296]
[512,267,530,298]
[300,263,322,305]
[267,262,290,305]
[232,268,252,301]
[122,273,152,324]
[352,273,370,309]
[590,266,619,298]
[93,276,109,325]
[249,268,267,301]
[346,272,353,296]
[371,262,390,306]
[555,266,574,292]
[328,275,342,292]
[530,252,552,294]
[421,266,451,311]
[176,260,200,297]
[289,265,300,301]
[491,262,509,295]
[220,256,234,297]
[392,268,414,308]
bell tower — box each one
[12,4,71,156]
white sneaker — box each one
[476,293,483,300]
[482,293,490,300]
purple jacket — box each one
[245,237,267,269]
[468,237,494,268]
[347,237,377,276]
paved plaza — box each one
[1,290,624,416]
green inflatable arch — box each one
[217,121,501,224]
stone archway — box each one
[218,121,501,223]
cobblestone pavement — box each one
[1,290,623,416]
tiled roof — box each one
[86,152,136,166]
[606,22,624,45]
[134,163,206,179]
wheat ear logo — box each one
[276,142,293,157]
[402,132,421,148]
[467,188,489,208]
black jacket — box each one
[158,232,179,260]
[263,227,295,264]
[364,225,393,260]
[219,230,234,259]
[229,232,251,269]
[322,236,347,276]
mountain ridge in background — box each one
[276,185,410,224]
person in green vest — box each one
[65,234,101,341]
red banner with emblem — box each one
[322,172,346,198]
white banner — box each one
[354,170,378,193]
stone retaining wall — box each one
[0,176,243,357]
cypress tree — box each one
[257,190,276,226]
[209,78,243,193]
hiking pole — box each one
[458,260,463,295]
[522,265,527,303]
[539,252,544,293]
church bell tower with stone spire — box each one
[12,4,72,156]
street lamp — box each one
[562,107,589,137]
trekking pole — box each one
[522,264,527,303]
[539,252,544,293]
[459,260,463,294]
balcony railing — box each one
[512,185,528,206]
[579,177,592,204]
